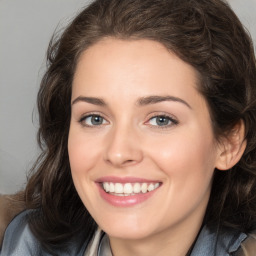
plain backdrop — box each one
[0,0,256,194]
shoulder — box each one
[0,210,48,256]
[237,231,256,256]
[0,210,91,256]
[191,225,248,256]
[0,193,25,246]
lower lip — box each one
[97,183,159,207]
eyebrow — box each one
[137,95,191,109]
[72,96,106,106]
[72,95,191,109]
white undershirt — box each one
[84,228,112,256]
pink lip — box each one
[96,176,160,183]
[95,176,161,207]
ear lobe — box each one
[215,120,247,171]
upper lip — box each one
[95,176,161,183]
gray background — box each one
[1,0,256,194]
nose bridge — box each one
[104,119,143,167]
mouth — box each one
[96,178,162,207]
[101,182,160,196]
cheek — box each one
[68,127,102,206]
[68,127,101,175]
[146,132,217,221]
[146,130,217,186]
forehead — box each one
[73,38,198,92]
[72,38,204,109]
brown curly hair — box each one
[23,0,256,253]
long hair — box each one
[23,0,256,253]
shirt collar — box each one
[84,228,112,256]
[84,225,247,256]
[190,225,247,256]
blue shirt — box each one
[0,210,247,255]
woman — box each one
[1,0,256,255]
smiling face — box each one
[68,38,221,244]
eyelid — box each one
[78,112,110,127]
[144,112,179,128]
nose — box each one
[104,125,143,167]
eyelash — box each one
[145,114,179,129]
[79,113,108,127]
[78,113,179,129]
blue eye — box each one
[80,115,107,126]
[148,115,177,127]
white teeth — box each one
[109,183,115,192]
[115,183,123,193]
[148,183,155,192]
[102,182,160,195]
[133,183,141,193]
[103,182,109,192]
[141,183,147,193]
[123,183,133,193]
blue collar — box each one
[96,225,247,256]
[190,225,247,256]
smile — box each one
[102,182,160,196]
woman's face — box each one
[68,38,221,241]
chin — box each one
[105,228,153,240]
[98,216,157,240]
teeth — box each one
[102,182,160,195]
[133,183,141,193]
[103,182,109,192]
[141,183,147,193]
[115,183,123,193]
[109,183,115,192]
[148,184,155,191]
[123,183,133,193]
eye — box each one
[148,115,178,127]
[80,114,108,126]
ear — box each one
[215,120,247,171]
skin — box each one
[68,38,226,256]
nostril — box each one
[125,159,136,164]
